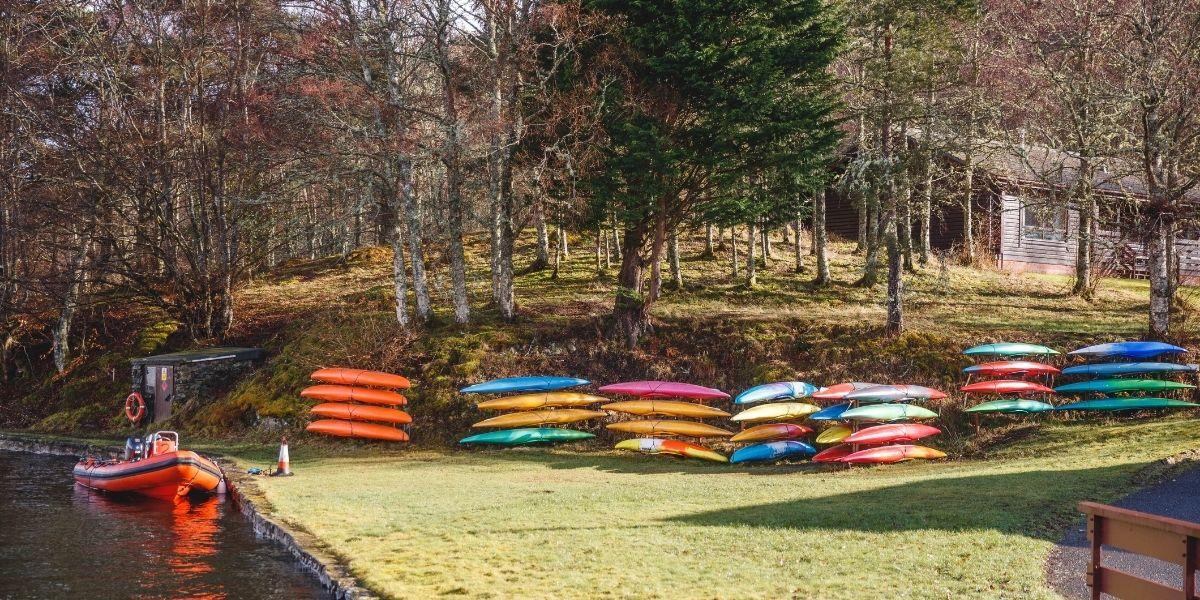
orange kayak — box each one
[310,402,412,425]
[307,419,409,442]
[301,384,407,406]
[73,450,223,501]
[601,400,731,419]
[606,420,734,438]
[472,409,607,429]
[310,368,411,390]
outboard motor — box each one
[123,436,144,461]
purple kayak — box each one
[598,380,731,401]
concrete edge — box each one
[0,433,377,600]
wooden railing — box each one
[1079,501,1199,600]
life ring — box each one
[124,392,146,423]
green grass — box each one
[229,416,1200,599]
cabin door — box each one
[144,366,174,423]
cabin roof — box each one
[132,347,265,366]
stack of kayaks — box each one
[458,376,604,446]
[304,368,413,442]
[728,382,819,464]
[602,381,732,463]
[960,342,1059,415]
[810,383,945,464]
[1053,341,1199,414]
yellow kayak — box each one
[730,402,821,423]
[601,400,731,419]
[615,438,728,463]
[606,420,734,438]
[472,409,607,429]
[815,425,852,445]
[476,392,608,411]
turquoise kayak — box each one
[964,342,1059,357]
[1055,397,1200,411]
[1054,379,1195,394]
[458,428,595,445]
[1060,362,1198,378]
[808,402,851,421]
[840,404,938,421]
[964,399,1055,414]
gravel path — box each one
[1045,464,1200,599]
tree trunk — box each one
[1072,190,1095,297]
[390,216,410,327]
[885,202,903,334]
[704,223,715,257]
[814,189,830,285]
[533,199,550,270]
[962,157,976,263]
[730,226,739,278]
[648,216,666,301]
[52,233,89,373]
[558,223,569,259]
[761,223,773,262]
[594,224,603,275]
[746,221,757,287]
[920,162,932,265]
[794,213,805,273]
[398,160,430,321]
[900,185,915,271]
[1147,215,1171,339]
[445,162,470,324]
[613,224,651,349]
[668,227,683,289]
[859,195,880,286]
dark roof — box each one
[132,347,265,366]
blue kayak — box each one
[734,381,819,405]
[730,441,817,464]
[1069,341,1187,360]
[460,376,590,394]
[808,403,851,421]
[1061,362,1198,378]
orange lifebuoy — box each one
[124,392,146,423]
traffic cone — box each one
[274,436,292,476]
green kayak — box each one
[1054,378,1196,394]
[1055,397,1200,411]
[459,428,595,445]
[841,403,938,421]
[964,399,1055,414]
[963,342,1059,357]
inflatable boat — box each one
[73,432,223,501]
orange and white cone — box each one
[275,437,291,476]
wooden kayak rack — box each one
[1079,501,1199,599]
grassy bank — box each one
[229,416,1198,599]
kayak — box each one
[614,438,727,462]
[1060,362,1199,378]
[734,381,819,404]
[300,385,408,406]
[606,420,734,438]
[960,380,1055,395]
[843,424,941,445]
[730,402,821,423]
[812,382,882,401]
[459,428,595,445]
[841,445,947,464]
[815,425,852,445]
[812,444,857,463]
[472,409,607,428]
[73,432,222,501]
[808,402,852,421]
[730,441,817,464]
[310,402,412,424]
[311,368,411,389]
[730,423,813,443]
[1055,397,1200,411]
[598,381,730,401]
[1069,341,1187,360]
[1054,379,1195,395]
[601,400,731,419]
[461,376,589,394]
[963,343,1059,357]
[843,384,946,404]
[963,361,1060,377]
[306,419,409,442]
[475,392,607,411]
[840,404,938,422]
[964,399,1055,414]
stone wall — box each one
[131,358,262,421]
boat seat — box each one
[153,439,177,455]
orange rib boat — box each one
[73,432,223,501]
[301,384,407,406]
[310,368,411,390]
[307,419,410,442]
[310,402,412,425]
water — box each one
[0,451,324,599]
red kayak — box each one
[301,384,408,406]
[964,361,1060,377]
[960,380,1054,396]
[73,432,223,501]
[843,424,941,445]
[812,382,882,401]
[813,443,857,463]
[841,445,947,464]
[597,381,730,401]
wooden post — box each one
[1088,512,1101,600]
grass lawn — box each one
[231,415,1200,599]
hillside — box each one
[5,229,1196,444]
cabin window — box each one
[1022,202,1068,241]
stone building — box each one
[131,347,266,423]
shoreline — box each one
[0,432,376,600]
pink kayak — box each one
[598,381,730,401]
[960,380,1054,396]
[841,445,947,464]
[843,424,941,445]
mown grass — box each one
[227,415,1199,599]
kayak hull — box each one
[1055,397,1200,411]
[843,424,941,445]
[311,368,410,389]
[964,361,1061,377]
[729,423,813,442]
[301,385,407,406]
[606,420,734,438]
[1061,362,1198,378]
[614,438,727,462]
[598,381,730,401]
[601,400,731,419]
[1054,379,1195,395]
[730,441,817,464]
[306,419,409,442]
[475,392,607,411]
[461,376,589,394]
[310,403,412,424]
[965,399,1055,414]
[812,382,881,401]
[730,402,821,423]
[734,382,819,404]
[960,380,1055,396]
[814,425,852,445]
[812,444,857,463]
[841,445,947,464]
[843,385,946,404]
[963,343,1059,357]
[472,409,607,429]
[1069,341,1187,360]
[459,428,594,445]
[841,404,938,422]
[73,451,223,500]
[808,403,852,421]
